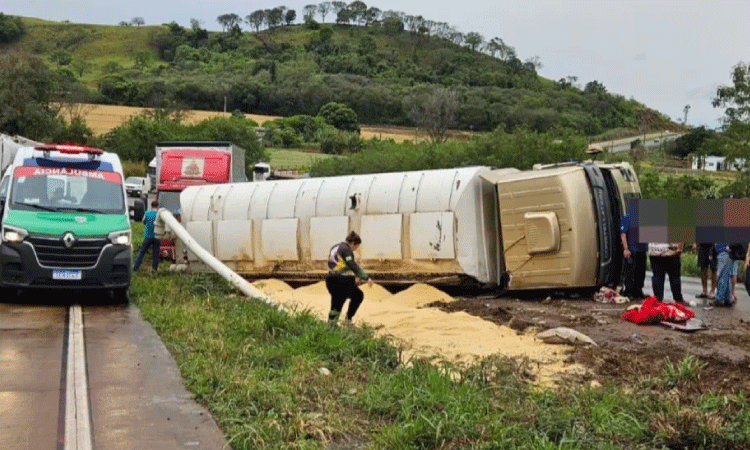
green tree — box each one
[711,62,750,189]
[672,126,715,159]
[474,127,588,170]
[284,9,297,26]
[187,116,265,176]
[336,8,354,24]
[382,16,404,35]
[265,8,284,29]
[98,115,181,161]
[363,7,380,26]
[348,1,368,25]
[217,13,241,32]
[317,2,333,22]
[52,116,94,145]
[406,87,458,143]
[0,53,58,139]
[246,10,266,31]
[464,32,483,51]
[318,102,360,132]
[0,13,26,44]
[713,62,750,123]
[303,4,317,21]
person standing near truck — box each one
[693,242,717,301]
[648,242,684,303]
[133,200,160,273]
[326,231,373,325]
[620,212,647,300]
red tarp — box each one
[621,296,695,325]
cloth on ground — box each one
[594,286,629,304]
[621,296,695,325]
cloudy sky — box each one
[6,0,747,128]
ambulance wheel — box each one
[112,287,130,304]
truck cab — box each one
[0,144,142,301]
[494,160,640,290]
[155,141,247,261]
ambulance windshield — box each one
[10,166,125,214]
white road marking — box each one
[65,305,93,450]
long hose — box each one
[154,208,275,304]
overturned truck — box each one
[176,161,639,291]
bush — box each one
[264,115,333,148]
[318,102,360,133]
[51,116,94,145]
[121,160,147,178]
[267,127,303,148]
[319,128,363,155]
[636,168,721,199]
[473,126,588,170]
[310,127,594,177]
[0,13,25,44]
[304,17,320,30]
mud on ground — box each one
[430,295,750,394]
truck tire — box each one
[111,287,130,304]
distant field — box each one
[67,103,278,135]
[265,148,334,171]
[69,103,439,143]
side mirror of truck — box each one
[130,199,145,222]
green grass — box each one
[266,147,335,172]
[128,231,750,448]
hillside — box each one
[4,14,681,136]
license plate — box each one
[53,270,82,280]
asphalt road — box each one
[595,132,682,153]
[0,295,228,450]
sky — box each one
[5,0,748,129]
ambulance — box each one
[0,144,143,301]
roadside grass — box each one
[128,239,750,448]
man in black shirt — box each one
[326,231,373,325]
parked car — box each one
[125,176,148,198]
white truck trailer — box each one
[0,134,40,175]
[175,161,640,290]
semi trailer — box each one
[174,161,640,291]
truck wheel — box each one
[112,287,130,304]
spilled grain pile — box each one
[252,279,293,295]
[252,278,585,384]
[385,283,453,307]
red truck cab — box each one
[156,144,242,261]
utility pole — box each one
[683,104,690,124]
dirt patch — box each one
[433,295,750,394]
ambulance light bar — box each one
[34,144,103,160]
